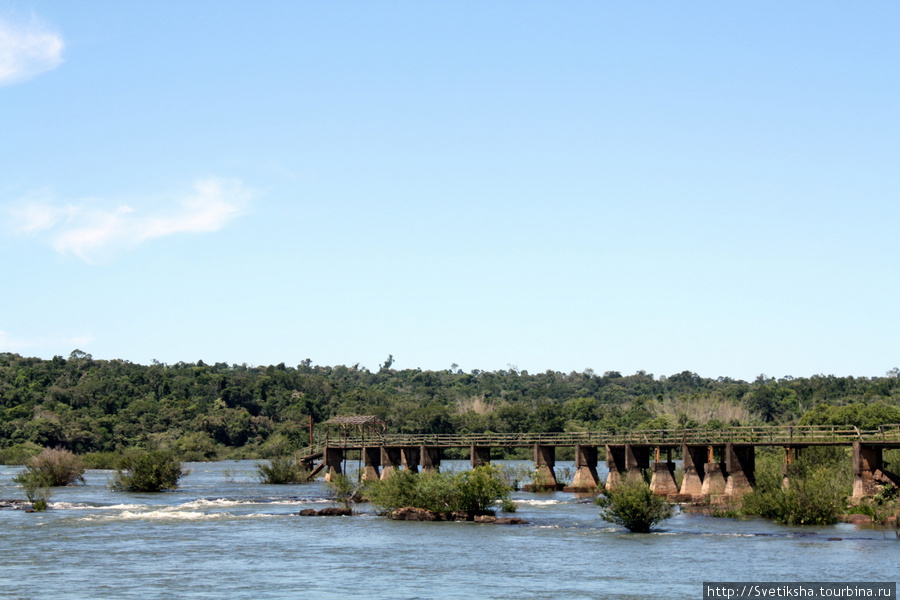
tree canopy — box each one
[1,352,899,458]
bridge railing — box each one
[313,424,900,449]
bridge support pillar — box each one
[401,447,420,473]
[470,445,491,467]
[649,447,677,496]
[781,446,801,490]
[380,447,402,480]
[605,444,648,490]
[679,445,706,497]
[853,441,883,499]
[420,446,442,472]
[700,446,726,497]
[567,445,600,492]
[361,446,381,481]
[724,443,755,498]
[324,447,344,482]
[530,444,558,491]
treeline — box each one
[2,351,900,459]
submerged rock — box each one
[391,507,447,521]
[318,507,352,516]
[494,517,528,525]
[839,514,873,524]
[296,507,352,516]
[389,508,528,524]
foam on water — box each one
[512,498,563,506]
[50,502,144,511]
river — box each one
[1,460,895,600]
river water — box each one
[1,460,895,600]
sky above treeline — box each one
[1,2,898,382]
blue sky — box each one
[1,2,898,381]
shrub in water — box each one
[256,456,310,484]
[325,474,364,510]
[453,465,511,515]
[365,469,443,513]
[595,479,673,533]
[14,470,53,511]
[112,450,187,492]
[20,447,85,487]
[365,465,512,516]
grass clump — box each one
[596,480,674,533]
[112,450,187,492]
[365,465,512,516]
[256,456,310,484]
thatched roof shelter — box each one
[323,415,387,445]
[324,415,387,427]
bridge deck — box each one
[310,424,900,454]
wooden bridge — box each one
[303,423,900,500]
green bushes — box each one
[596,480,673,533]
[325,474,364,510]
[848,484,900,525]
[15,471,52,511]
[256,456,310,484]
[365,465,512,516]
[740,448,851,526]
[112,450,187,492]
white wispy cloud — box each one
[9,178,253,263]
[0,330,94,355]
[0,16,64,86]
[0,329,26,351]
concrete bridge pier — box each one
[420,446,442,472]
[853,441,883,499]
[567,445,600,492]
[781,446,801,490]
[649,448,678,496]
[401,447,420,473]
[700,446,727,497]
[724,443,755,498]
[361,446,381,481]
[324,447,344,482]
[470,445,491,467]
[380,447,402,479]
[531,444,558,491]
[605,444,649,490]
[679,445,707,497]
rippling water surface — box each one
[1,461,894,600]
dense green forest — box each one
[2,351,900,461]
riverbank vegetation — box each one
[700,447,899,526]
[1,351,899,463]
[739,448,850,525]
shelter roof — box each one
[324,415,386,426]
